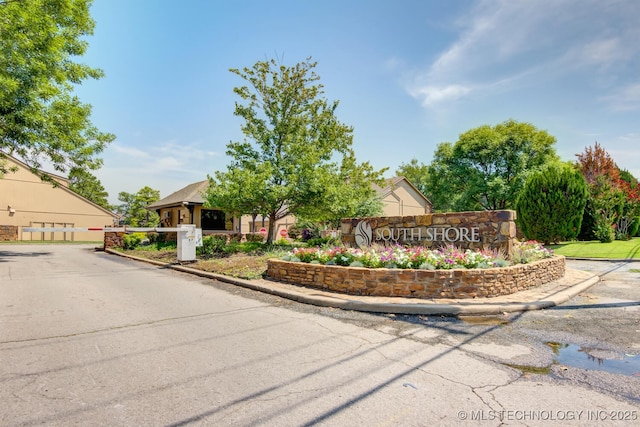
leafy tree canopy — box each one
[117,186,160,227]
[575,141,620,185]
[68,167,111,210]
[619,169,638,187]
[427,119,559,211]
[0,0,114,179]
[293,153,384,228]
[205,58,385,243]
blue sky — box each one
[75,0,640,204]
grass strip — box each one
[548,238,640,259]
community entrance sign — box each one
[354,220,480,247]
[342,210,517,256]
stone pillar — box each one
[0,225,18,241]
[104,231,124,249]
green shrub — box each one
[578,199,596,240]
[630,217,640,237]
[239,241,266,253]
[288,220,321,241]
[516,164,588,244]
[593,220,615,243]
[198,235,228,258]
[122,232,146,249]
[245,233,265,243]
[274,237,292,246]
[287,224,301,240]
[155,241,176,250]
[224,241,242,255]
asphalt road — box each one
[1,244,639,426]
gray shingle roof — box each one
[146,180,209,209]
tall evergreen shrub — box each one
[516,165,588,244]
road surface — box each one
[1,244,638,426]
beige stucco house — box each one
[0,154,118,241]
[146,176,432,239]
[374,176,433,216]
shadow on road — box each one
[0,250,51,262]
[549,301,640,310]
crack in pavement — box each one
[0,305,267,345]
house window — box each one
[201,209,226,230]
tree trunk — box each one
[266,212,277,245]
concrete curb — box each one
[105,248,600,315]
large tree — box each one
[117,186,160,227]
[205,58,384,243]
[0,0,114,178]
[68,167,111,210]
[427,119,559,211]
[576,142,640,241]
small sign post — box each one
[177,224,197,262]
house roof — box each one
[373,176,432,206]
[146,176,432,211]
[146,180,209,210]
[1,152,118,218]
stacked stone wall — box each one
[104,231,124,248]
[266,256,565,299]
[0,225,18,241]
[341,210,516,256]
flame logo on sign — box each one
[354,221,373,248]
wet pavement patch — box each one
[503,363,551,375]
[457,315,510,326]
[547,342,640,376]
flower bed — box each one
[282,241,553,270]
[266,242,564,299]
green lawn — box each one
[548,238,640,259]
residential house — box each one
[373,176,432,216]
[145,180,236,233]
[147,176,432,238]
[0,154,118,241]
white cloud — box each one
[601,83,640,111]
[111,143,149,158]
[410,84,472,107]
[579,38,628,67]
[153,156,184,171]
[406,0,640,109]
[98,136,225,204]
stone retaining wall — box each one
[266,256,565,299]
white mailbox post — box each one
[177,224,197,262]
